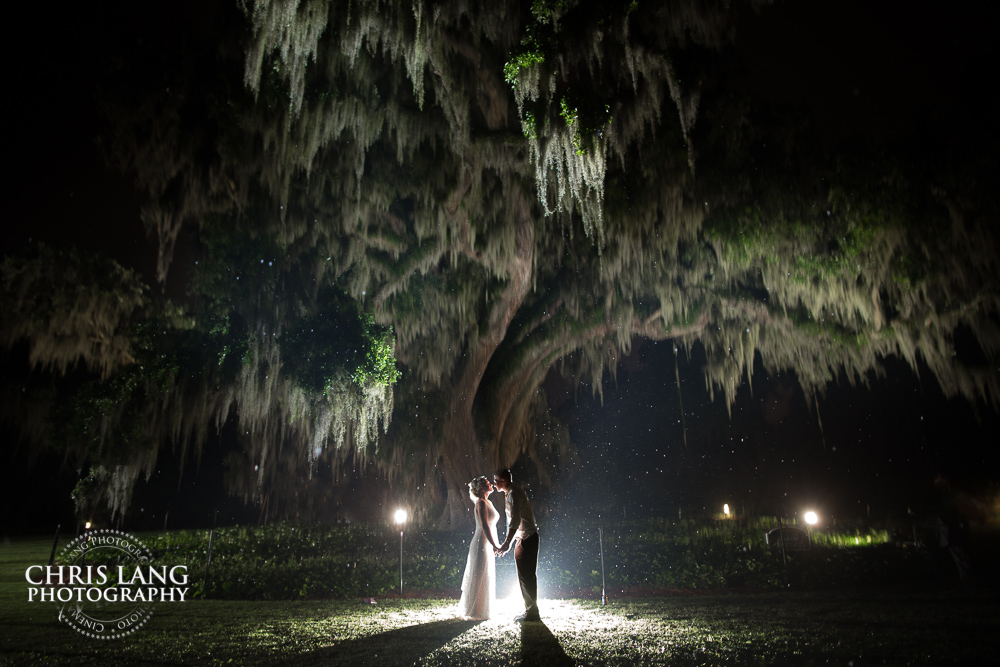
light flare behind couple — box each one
[457,468,540,622]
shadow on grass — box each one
[274,618,482,666]
[521,620,574,667]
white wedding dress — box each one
[457,497,499,620]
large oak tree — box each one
[4,0,997,527]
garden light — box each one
[723,504,730,517]
[394,508,407,595]
[85,521,91,530]
[804,511,818,525]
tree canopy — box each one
[3,0,997,527]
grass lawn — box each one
[2,537,997,666]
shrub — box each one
[137,517,934,600]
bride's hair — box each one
[468,476,489,501]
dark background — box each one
[3,0,998,535]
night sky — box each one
[3,0,998,534]
[553,341,999,525]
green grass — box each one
[2,537,998,665]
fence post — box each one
[48,524,61,566]
[203,528,216,593]
[599,526,607,605]
[777,516,787,569]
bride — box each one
[457,475,500,620]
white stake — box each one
[599,526,607,605]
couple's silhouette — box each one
[457,469,539,622]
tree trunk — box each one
[435,193,535,529]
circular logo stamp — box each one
[49,529,156,640]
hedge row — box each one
[116,518,934,600]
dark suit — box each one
[505,483,539,616]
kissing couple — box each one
[457,468,540,622]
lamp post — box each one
[394,509,407,596]
[804,510,818,547]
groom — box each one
[493,468,540,622]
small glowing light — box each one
[804,511,818,525]
[85,521,91,530]
[723,504,730,517]
[394,509,407,525]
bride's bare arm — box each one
[477,500,500,550]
